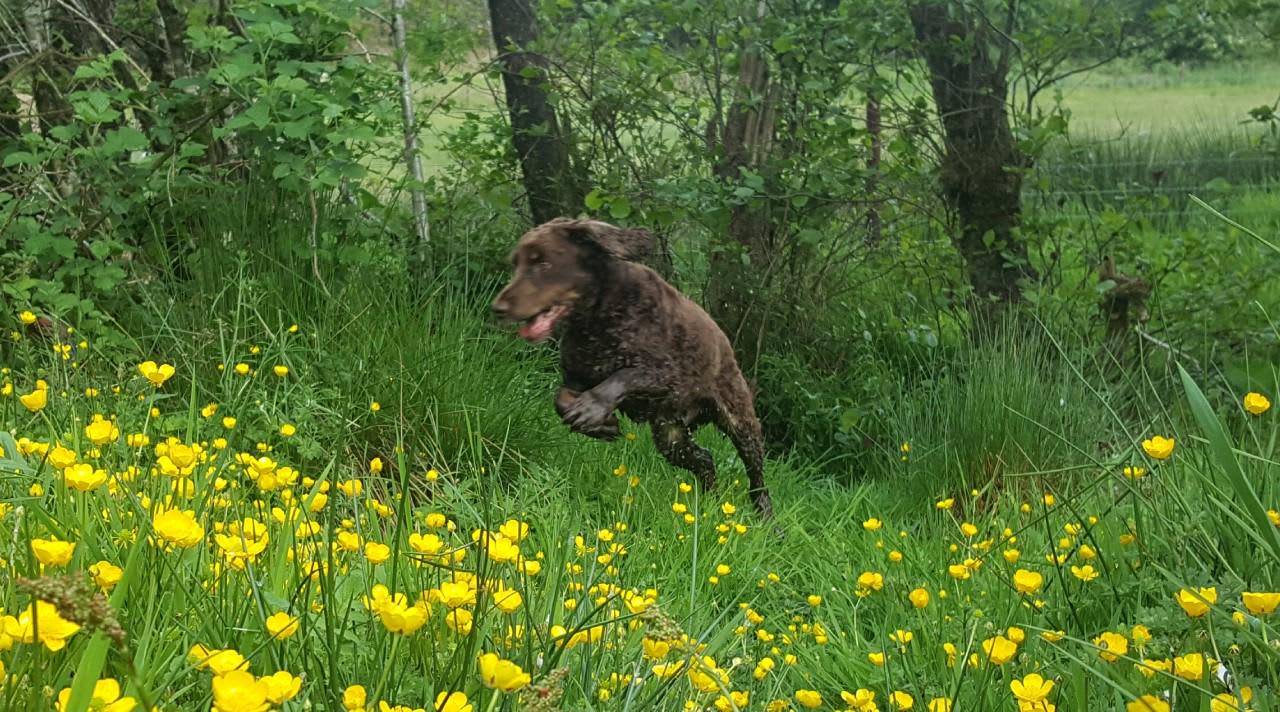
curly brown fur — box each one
[493,217,774,519]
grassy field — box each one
[1,226,1277,712]
[1055,59,1280,134]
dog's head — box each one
[491,218,653,343]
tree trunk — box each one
[864,94,882,246]
[154,0,190,80]
[0,51,23,193]
[392,0,430,247]
[707,32,777,371]
[486,0,582,224]
[908,3,1039,323]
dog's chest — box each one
[558,326,641,387]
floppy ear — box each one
[554,218,654,262]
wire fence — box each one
[1025,154,1280,221]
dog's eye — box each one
[534,259,550,271]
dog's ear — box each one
[556,218,654,262]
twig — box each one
[51,0,150,86]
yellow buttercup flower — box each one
[1127,695,1170,712]
[1211,689,1254,712]
[56,677,136,712]
[33,537,76,566]
[1141,435,1175,460]
[19,382,48,412]
[981,635,1017,665]
[445,608,473,635]
[19,310,37,324]
[1131,624,1152,648]
[1013,569,1043,594]
[211,669,269,712]
[89,560,124,591]
[1243,591,1280,615]
[266,612,300,640]
[1071,564,1099,582]
[84,415,119,444]
[261,670,302,704]
[64,463,107,492]
[842,690,876,710]
[137,360,176,387]
[4,600,81,650]
[153,508,204,549]
[376,593,430,635]
[1243,392,1271,415]
[795,689,822,709]
[435,692,472,712]
[908,587,930,609]
[343,685,367,711]
[1173,652,1203,680]
[1094,631,1128,662]
[364,541,391,565]
[478,652,531,692]
[1011,673,1054,703]
[273,364,290,377]
[1175,587,1217,618]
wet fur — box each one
[493,218,774,519]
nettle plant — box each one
[0,0,401,343]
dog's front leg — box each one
[561,368,656,437]
[556,386,619,440]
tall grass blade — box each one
[61,526,148,712]
[1178,363,1280,563]
[1188,194,1280,254]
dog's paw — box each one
[562,390,615,433]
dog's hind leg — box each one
[715,381,774,521]
[653,421,716,492]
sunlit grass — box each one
[2,249,1278,710]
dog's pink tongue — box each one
[519,309,558,342]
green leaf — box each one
[772,36,796,53]
[584,189,605,211]
[1178,364,1280,563]
[101,126,148,155]
[608,197,632,220]
[2,151,38,168]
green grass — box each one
[1055,58,1280,135]
[2,206,1279,711]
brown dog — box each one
[492,217,774,520]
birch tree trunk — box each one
[391,0,429,245]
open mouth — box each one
[517,304,569,343]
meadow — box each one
[2,208,1278,712]
[2,19,1280,712]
